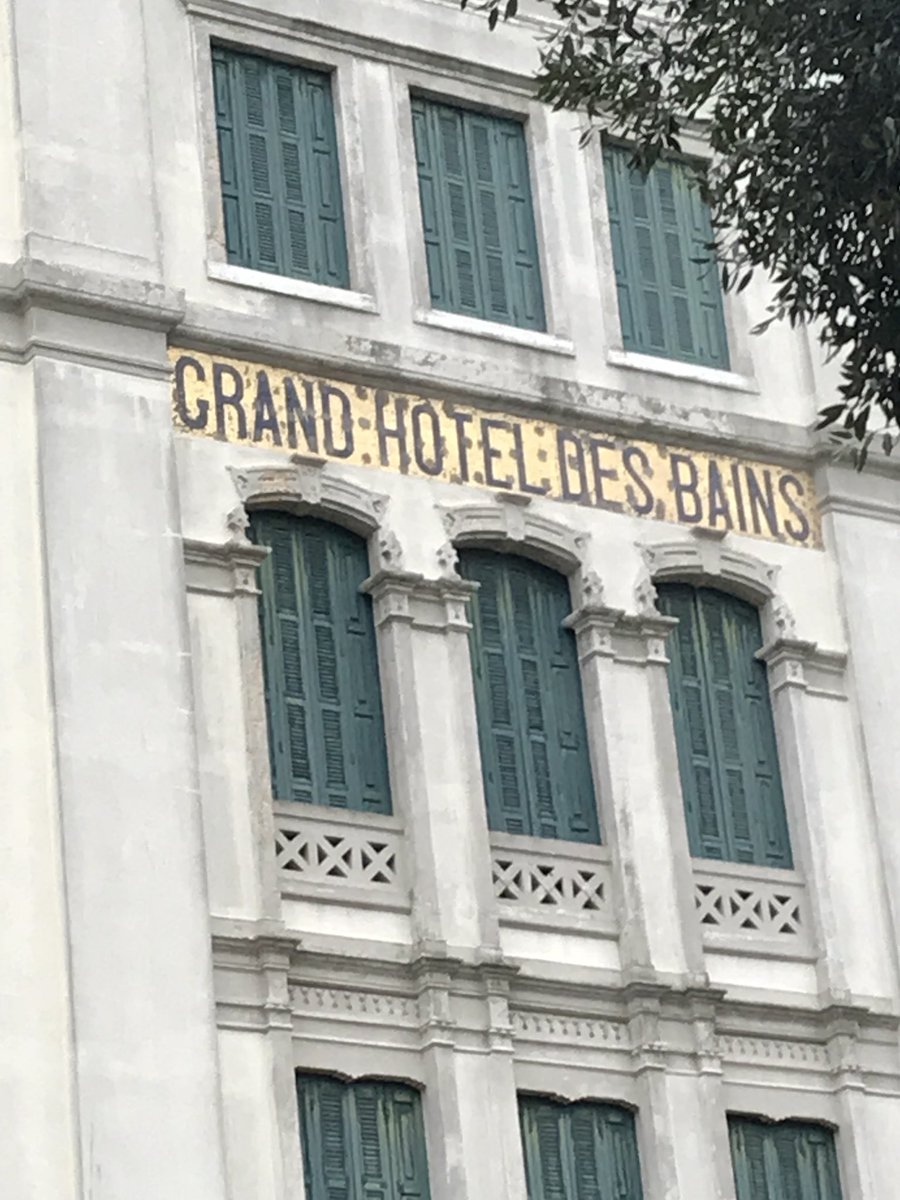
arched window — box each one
[729,1118,843,1200]
[459,550,599,844]
[296,1074,430,1200]
[656,583,791,867]
[519,1095,644,1200]
[250,512,391,814]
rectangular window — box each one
[212,46,350,287]
[603,144,729,368]
[296,1074,430,1200]
[411,96,546,330]
[729,1118,843,1200]
[519,1094,644,1200]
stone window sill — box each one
[415,307,576,356]
[607,347,756,393]
[207,260,378,314]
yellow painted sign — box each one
[171,348,821,549]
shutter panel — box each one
[520,1099,568,1200]
[303,71,350,287]
[697,592,758,864]
[411,99,452,310]
[350,1085,391,1200]
[462,553,528,835]
[236,54,280,272]
[732,603,792,868]
[212,49,246,264]
[730,1119,772,1200]
[497,121,546,329]
[602,146,641,351]
[212,48,348,286]
[384,1086,430,1200]
[655,163,698,359]
[466,115,511,323]
[683,169,730,368]
[251,513,314,804]
[532,571,599,844]
[297,1075,353,1200]
[508,563,560,840]
[658,585,727,859]
[330,530,392,814]
[568,1107,603,1200]
[602,1107,644,1200]
[411,97,545,329]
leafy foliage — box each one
[462,0,900,454]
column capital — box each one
[362,570,478,632]
[566,604,678,666]
[757,636,848,696]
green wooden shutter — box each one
[520,1096,644,1200]
[729,1119,843,1200]
[411,97,545,330]
[251,513,391,814]
[657,584,728,859]
[460,552,599,844]
[297,1076,430,1200]
[658,585,791,867]
[212,47,349,287]
[297,1075,354,1200]
[602,144,729,368]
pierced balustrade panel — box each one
[694,864,814,958]
[490,834,616,932]
[274,803,408,910]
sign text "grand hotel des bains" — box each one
[172,349,821,549]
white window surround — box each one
[414,307,576,356]
[607,347,757,393]
[207,261,378,313]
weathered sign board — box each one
[171,348,821,549]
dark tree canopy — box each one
[463,0,900,457]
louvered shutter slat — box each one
[212,48,348,286]
[569,1108,603,1200]
[297,1076,353,1200]
[602,147,641,350]
[684,174,730,368]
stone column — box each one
[566,604,706,984]
[760,637,899,1005]
[364,570,525,1200]
[33,322,230,1200]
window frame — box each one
[392,70,573,347]
[193,25,377,309]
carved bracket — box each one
[229,459,388,535]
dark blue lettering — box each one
[745,467,779,537]
[321,383,354,459]
[707,460,733,530]
[670,453,703,523]
[174,355,209,431]
[779,474,811,543]
[481,418,513,489]
[512,423,549,496]
[375,391,409,470]
[252,371,282,445]
[622,445,654,515]
[411,402,445,476]
[588,438,623,512]
[213,362,247,439]
[450,411,473,483]
[284,378,318,452]
[557,430,588,502]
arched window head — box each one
[458,550,599,844]
[656,583,791,868]
[249,511,391,814]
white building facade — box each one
[3,1,900,1199]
